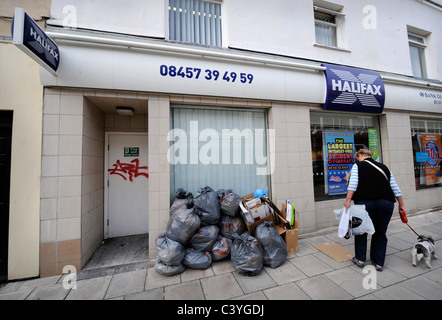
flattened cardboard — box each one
[314,242,354,262]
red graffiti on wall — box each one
[108,158,149,181]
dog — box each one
[411,235,438,268]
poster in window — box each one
[324,132,355,195]
[422,134,441,185]
[368,128,379,160]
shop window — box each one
[169,106,270,202]
[310,111,381,201]
[169,0,222,47]
[411,118,442,190]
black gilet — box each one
[352,158,396,203]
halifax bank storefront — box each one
[6,15,442,278]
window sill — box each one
[314,43,351,53]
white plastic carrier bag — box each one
[348,204,375,236]
[334,206,351,238]
[334,204,375,238]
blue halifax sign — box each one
[322,63,385,114]
[12,8,59,75]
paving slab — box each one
[294,239,319,256]
[25,283,70,300]
[390,230,420,244]
[422,267,442,285]
[387,234,415,251]
[296,274,353,300]
[289,254,334,277]
[422,223,442,238]
[210,259,236,275]
[387,221,409,235]
[313,251,353,270]
[66,275,112,300]
[104,269,147,299]
[145,267,180,290]
[325,266,376,298]
[264,260,307,285]
[124,287,164,300]
[400,276,442,300]
[200,273,243,300]
[233,269,277,294]
[164,279,205,300]
[0,289,32,300]
[372,266,407,287]
[384,255,431,278]
[371,284,426,300]
[180,267,214,282]
[356,293,379,300]
[232,291,268,300]
[263,282,310,300]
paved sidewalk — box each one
[1,209,441,300]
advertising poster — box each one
[422,134,441,185]
[324,132,355,195]
[368,128,379,160]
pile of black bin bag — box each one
[155,186,287,276]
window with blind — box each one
[169,0,222,47]
[408,33,427,78]
[169,106,270,201]
[314,10,337,47]
[313,2,345,49]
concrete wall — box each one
[0,42,42,280]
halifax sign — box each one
[12,8,59,75]
[322,63,385,114]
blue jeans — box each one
[353,199,394,267]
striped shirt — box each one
[347,163,402,197]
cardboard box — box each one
[239,193,274,235]
[284,221,299,254]
[243,213,275,236]
[248,202,271,222]
[240,193,298,254]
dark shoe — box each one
[351,257,365,267]
[374,264,383,272]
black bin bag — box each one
[154,259,186,276]
[231,232,263,276]
[219,214,245,239]
[216,189,241,217]
[255,221,287,268]
[189,225,219,252]
[166,205,201,245]
[155,233,185,266]
[182,248,212,269]
[170,188,194,216]
[194,186,221,225]
[211,236,232,261]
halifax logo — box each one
[322,63,385,114]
